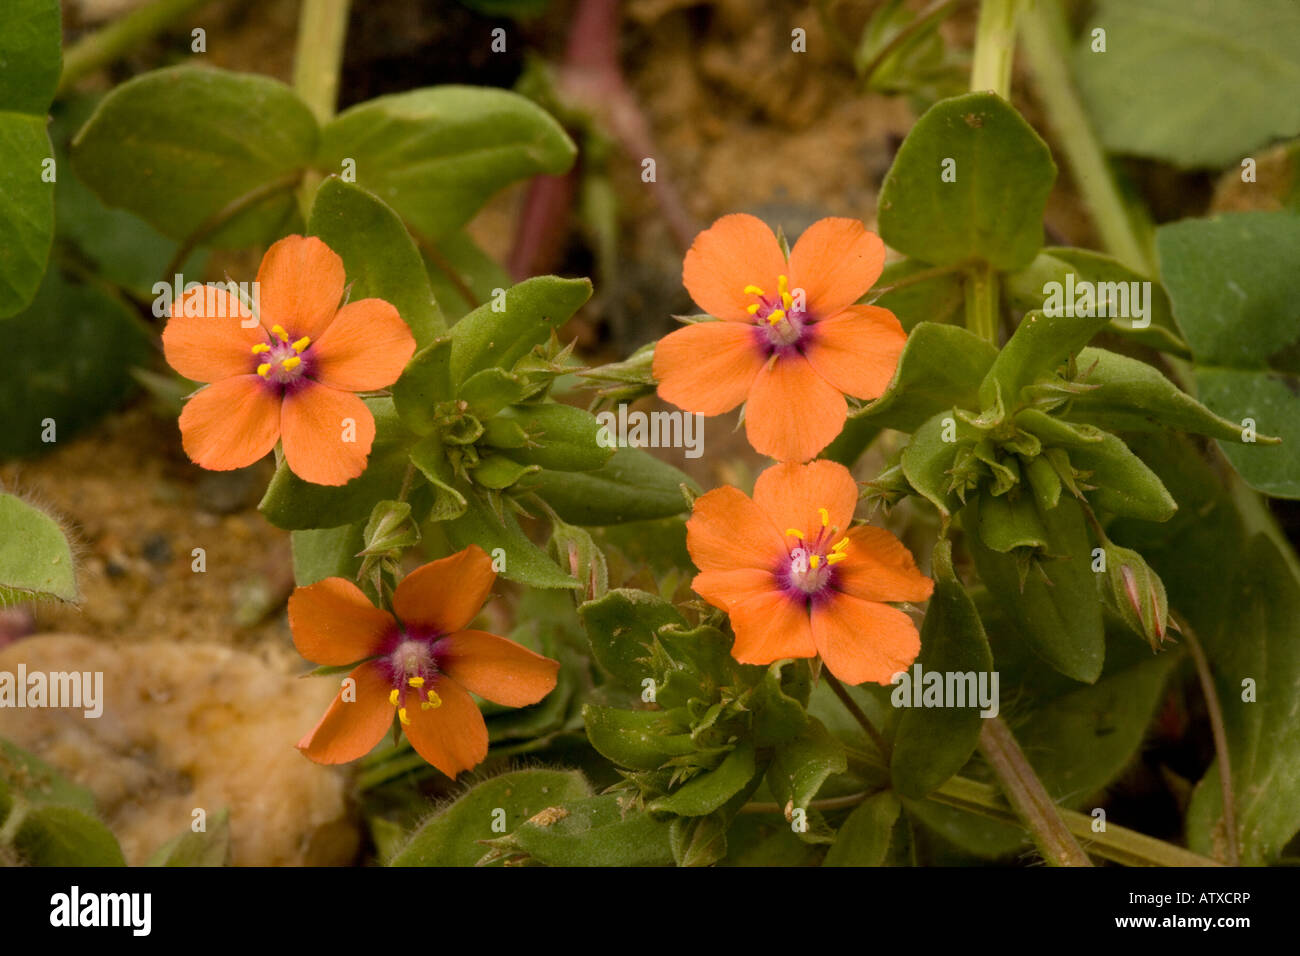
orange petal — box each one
[436,629,559,707]
[256,234,346,340]
[403,675,489,779]
[787,218,885,318]
[289,577,396,665]
[310,298,417,392]
[727,589,816,665]
[280,381,376,486]
[752,460,860,543]
[744,355,846,462]
[163,285,265,383]
[178,375,281,471]
[834,525,935,604]
[804,306,906,400]
[811,593,920,685]
[686,486,786,573]
[392,545,496,634]
[653,321,765,415]
[297,662,394,764]
[692,567,776,611]
[682,213,787,321]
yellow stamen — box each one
[779,274,793,310]
[746,303,760,315]
[270,324,289,342]
[786,528,804,539]
[421,690,442,711]
[256,363,272,377]
[281,356,301,371]
[766,308,786,326]
[743,284,765,296]
[827,553,848,565]
[388,689,399,706]
[810,554,821,569]
[408,676,424,688]
[398,707,411,726]
[292,336,311,352]
[251,343,270,354]
[819,508,830,527]
[832,536,850,553]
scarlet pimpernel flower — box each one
[653,214,906,462]
[686,460,933,685]
[162,235,416,486]
[290,546,559,778]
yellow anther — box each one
[388,689,399,706]
[778,274,793,310]
[747,303,760,315]
[833,536,850,552]
[827,552,848,565]
[420,690,442,711]
[251,343,271,354]
[398,707,411,726]
[743,284,765,296]
[408,676,424,688]
[786,528,805,539]
[810,554,822,569]
[256,363,272,377]
[291,336,311,352]
[766,309,787,326]
[280,356,301,371]
[819,508,830,527]
[270,324,289,342]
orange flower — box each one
[162,235,416,486]
[686,460,933,685]
[290,546,559,777]
[653,214,906,462]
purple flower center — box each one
[776,509,850,603]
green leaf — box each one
[471,455,538,491]
[389,769,592,866]
[1157,211,1300,497]
[871,258,964,332]
[1074,0,1300,168]
[823,792,901,866]
[525,447,696,525]
[899,411,962,519]
[765,719,846,825]
[582,705,696,771]
[499,402,612,472]
[259,398,412,530]
[976,490,1049,553]
[391,337,453,435]
[1004,247,1189,356]
[442,491,578,589]
[0,738,97,812]
[669,813,729,867]
[408,434,468,521]
[0,493,77,604]
[1064,347,1259,443]
[852,321,998,433]
[14,806,125,866]
[317,86,575,240]
[487,794,675,866]
[878,91,1056,270]
[752,659,812,746]
[0,0,61,115]
[1069,431,1177,522]
[979,308,1113,409]
[449,275,591,387]
[145,809,230,866]
[0,113,55,317]
[0,269,153,457]
[965,493,1104,683]
[578,588,686,690]
[649,742,758,817]
[891,540,992,798]
[422,230,511,322]
[307,177,445,346]
[290,523,364,585]
[71,65,316,246]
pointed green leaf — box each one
[525,447,696,525]
[979,309,1114,409]
[823,791,902,866]
[443,491,578,589]
[649,742,758,817]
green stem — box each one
[824,671,892,760]
[969,0,1020,98]
[1018,0,1151,272]
[979,717,1092,866]
[291,0,351,215]
[58,0,216,96]
[964,261,999,343]
[859,0,966,88]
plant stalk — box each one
[292,0,351,215]
[58,0,216,96]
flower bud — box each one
[1102,542,1170,651]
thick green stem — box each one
[292,0,351,214]
[1018,0,1151,272]
[969,0,1020,97]
[58,0,216,96]
[964,261,999,343]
